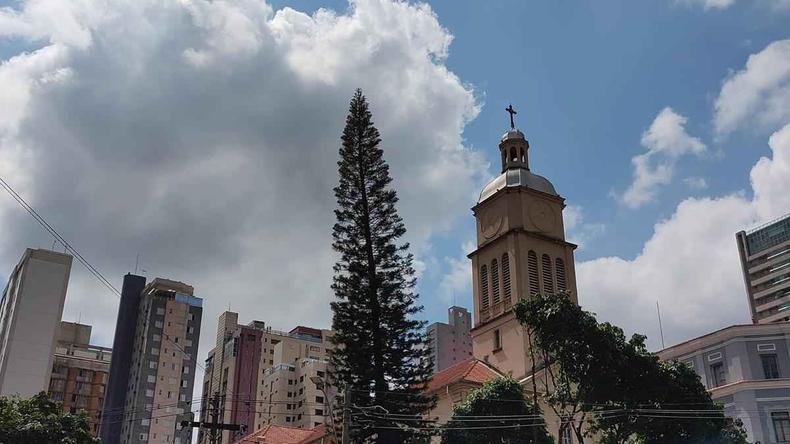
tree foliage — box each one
[514,292,750,444]
[441,377,553,444]
[329,89,434,443]
[0,392,98,444]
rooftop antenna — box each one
[134,253,140,274]
[656,299,666,350]
[77,311,82,325]
[52,239,57,250]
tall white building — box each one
[0,248,72,397]
[426,306,472,373]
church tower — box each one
[469,105,578,380]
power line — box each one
[0,175,205,373]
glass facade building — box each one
[737,213,790,323]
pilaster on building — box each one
[198,311,333,444]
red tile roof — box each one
[426,358,501,393]
[235,424,328,444]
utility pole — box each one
[210,395,220,444]
[180,393,245,444]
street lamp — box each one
[310,376,339,444]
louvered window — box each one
[502,253,512,304]
[491,259,500,305]
[528,251,539,295]
[556,258,567,292]
[542,254,554,294]
[480,265,489,311]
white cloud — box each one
[683,176,709,190]
[581,123,790,350]
[0,0,486,401]
[714,39,790,137]
[438,240,475,304]
[677,0,790,10]
[564,205,606,250]
[621,107,706,208]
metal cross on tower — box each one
[505,104,517,129]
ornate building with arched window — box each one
[468,118,578,381]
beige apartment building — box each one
[0,248,72,398]
[48,321,112,437]
[426,306,473,374]
[198,312,332,444]
[117,278,203,444]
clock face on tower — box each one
[529,201,556,233]
[479,209,503,239]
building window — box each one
[774,412,790,442]
[710,362,726,387]
[316,409,324,416]
[493,329,502,351]
[560,424,572,444]
[541,254,554,294]
[501,253,512,304]
[528,251,539,295]
[480,265,490,311]
[491,259,500,305]
[763,354,781,379]
[556,258,567,292]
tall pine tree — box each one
[329,89,434,443]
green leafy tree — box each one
[441,377,553,444]
[0,392,98,444]
[514,292,750,444]
[329,89,434,443]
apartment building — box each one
[198,312,332,444]
[48,321,112,436]
[0,248,72,397]
[737,213,790,323]
[426,306,473,373]
[257,328,332,431]
[106,277,203,444]
[659,323,790,443]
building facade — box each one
[109,277,203,444]
[469,121,578,382]
[426,306,473,373]
[737,213,790,323]
[101,273,147,443]
[0,248,72,397]
[659,323,790,444]
[48,321,111,436]
[198,312,333,444]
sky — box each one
[0,0,789,403]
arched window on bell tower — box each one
[556,258,567,292]
[528,250,539,296]
[542,254,554,294]
[480,265,489,312]
[491,259,500,306]
[501,253,512,306]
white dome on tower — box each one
[478,168,558,203]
